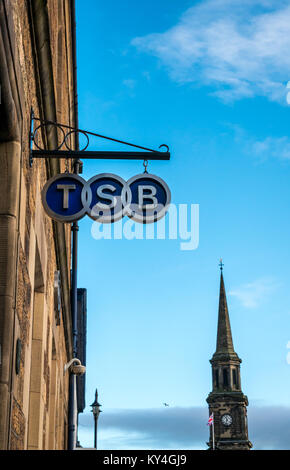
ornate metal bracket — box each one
[29,109,170,167]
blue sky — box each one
[76,0,290,449]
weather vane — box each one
[219,258,224,271]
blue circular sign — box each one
[41,173,89,223]
[126,173,171,224]
[85,173,130,223]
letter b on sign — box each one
[126,174,171,223]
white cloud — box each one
[142,71,151,81]
[229,277,278,308]
[251,136,290,160]
[218,123,290,162]
[132,0,290,102]
[122,79,136,89]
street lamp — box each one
[91,389,102,449]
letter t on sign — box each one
[57,185,76,209]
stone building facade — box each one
[0,0,79,450]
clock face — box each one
[221,414,233,426]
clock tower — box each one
[206,263,252,450]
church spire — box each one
[211,261,239,362]
[215,263,235,356]
[206,262,252,450]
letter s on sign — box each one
[85,173,129,224]
[97,184,117,209]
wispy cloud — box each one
[142,71,151,82]
[122,79,136,89]
[79,405,290,450]
[229,277,278,308]
[218,123,290,162]
[251,136,290,160]
[132,0,290,102]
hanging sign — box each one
[41,174,90,223]
[41,172,171,224]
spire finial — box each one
[219,258,224,271]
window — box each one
[223,368,229,387]
[232,368,237,387]
[215,369,219,388]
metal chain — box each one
[143,159,149,174]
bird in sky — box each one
[163,403,169,407]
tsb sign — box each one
[42,173,171,224]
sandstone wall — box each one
[0,0,77,450]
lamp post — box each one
[91,389,102,449]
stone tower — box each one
[206,264,252,450]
